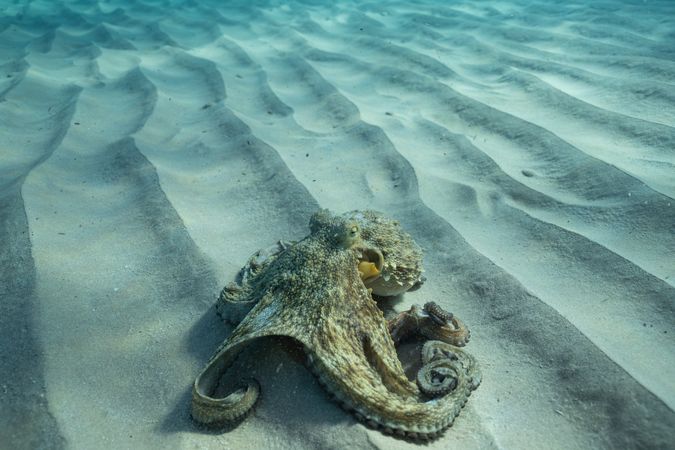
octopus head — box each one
[309,209,385,281]
[309,209,362,249]
[343,210,425,297]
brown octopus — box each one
[191,209,480,440]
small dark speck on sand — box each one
[58,232,65,235]
[74,122,80,125]
[6,74,11,78]
[306,153,309,157]
[201,104,211,110]
[236,74,243,79]
[521,169,534,177]
[385,112,393,116]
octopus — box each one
[191,209,480,440]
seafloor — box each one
[1,0,674,449]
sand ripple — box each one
[1,0,673,448]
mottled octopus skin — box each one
[388,303,472,348]
[348,210,425,297]
[192,210,480,440]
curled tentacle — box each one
[417,359,459,398]
[420,315,471,347]
[388,303,471,347]
[419,306,471,347]
[216,283,257,325]
[424,301,453,325]
[417,340,463,398]
[192,341,261,426]
[417,340,482,400]
[421,339,459,364]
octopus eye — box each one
[334,222,360,248]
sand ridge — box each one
[1,0,674,449]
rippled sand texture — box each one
[1,0,674,448]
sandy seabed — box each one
[1,0,674,449]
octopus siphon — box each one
[191,209,480,441]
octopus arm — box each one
[192,297,321,426]
[305,287,481,439]
[191,338,261,426]
[308,348,479,438]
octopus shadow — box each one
[159,306,359,435]
[158,303,230,434]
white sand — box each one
[1,0,674,449]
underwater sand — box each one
[1,0,674,448]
